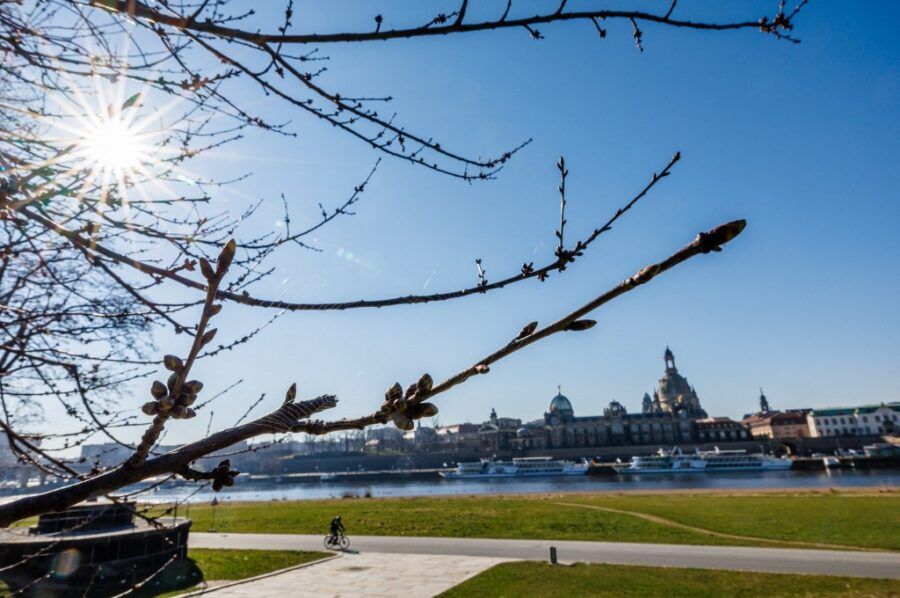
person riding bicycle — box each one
[329,515,345,541]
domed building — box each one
[644,347,708,418]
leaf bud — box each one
[217,239,237,273]
[141,402,159,416]
[163,354,184,372]
[185,380,204,394]
[199,257,214,281]
[416,373,433,394]
[385,382,403,403]
[158,396,176,412]
[151,380,167,399]
[565,319,597,332]
[200,328,217,346]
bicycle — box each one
[323,532,350,550]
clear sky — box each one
[110,1,899,446]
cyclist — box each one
[329,515,345,543]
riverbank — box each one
[157,488,900,551]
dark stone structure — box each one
[0,501,193,597]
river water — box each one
[134,468,898,504]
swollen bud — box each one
[200,328,217,346]
[385,382,403,403]
[404,383,417,399]
[217,239,237,273]
[158,396,176,412]
[284,382,297,404]
[185,380,204,394]
[410,402,439,419]
[199,257,215,281]
[151,380,167,399]
[474,364,490,374]
[171,405,187,419]
[163,354,184,372]
[391,413,414,431]
[167,372,180,392]
[565,319,597,332]
[416,373,433,394]
[141,402,159,416]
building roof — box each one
[549,392,574,415]
[810,402,900,417]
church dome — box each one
[516,427,531,438]
[549,392,573,415]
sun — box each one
[81,116,143,174]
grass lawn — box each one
[176,490,899,550]
[439,562,900,597]
[569,491,900,550]
[151,548,328,597]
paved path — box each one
[186,552,509,597]
[191,533,900,580]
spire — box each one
[664,346,676,372]
[759,388,770,413]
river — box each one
[130,468,898,504]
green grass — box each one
[153,548,328,597]
[177,490,899,551]
[187,548,327,581]
[571,492,900,550]
[439,562,900,597]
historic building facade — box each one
[483,349,711,450]
[807,402,900,438]
[741,390,811,440]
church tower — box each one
[655,347,708,418]
[759,388,770,413]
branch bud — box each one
[150,380,167,399]
[284,382,297,404]
[199,257,215,281]
[185,380,204,394]
[385,382,403,403]
[416,373,433,394]
[141,402,159,416]
[515,321,538,341]
[163,354,183,372]
[474,364,490,374]
[565,319,597,332]
[200,328,217,346]
[217,239,237,273]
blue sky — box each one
[120,1,898,445]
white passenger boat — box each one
[440,456,589,479]
[614,447,792,474]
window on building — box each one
[839,417,846,424]
[875,416,881,422]
[862,416,868,423]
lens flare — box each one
[81,116,143,174]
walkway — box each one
[191,533,900,580]
[185,551,509,597]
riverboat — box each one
[440,456,589,479]
[614,447,792,474]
